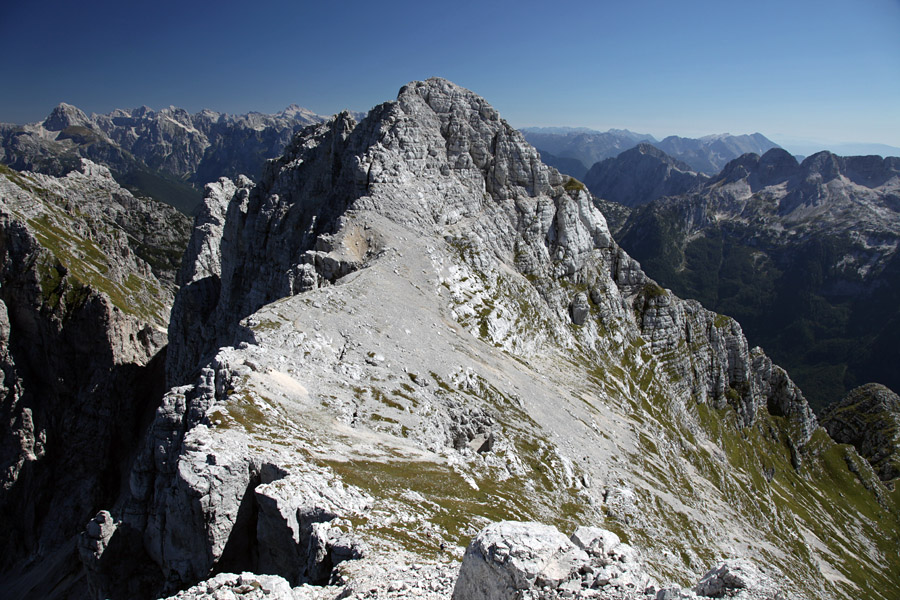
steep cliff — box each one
[0,161,190,598]
[81,79,899,600]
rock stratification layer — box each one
[78,79,900,600]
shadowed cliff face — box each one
[0,161,189,598]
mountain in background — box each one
[654,133,780,174]
[583,142,709,207]
[531,149,590,180]
[611,147,900,411]
[772,136,900,159]
[0,103,333,214]
[522,128,781,176]
[521,128,657,173]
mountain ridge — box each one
[0,102,333,214]
[74,78,899,600]
[583,143,709,207]
[2,79,898,600]
[522,129,781,176]
[612,147,900,409]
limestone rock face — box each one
[455,523,791,600]
[0,161,189,597]
[821,383,900,481]
[632,287,817,445]
[255,471,371,585]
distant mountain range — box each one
[520,128,655,178]
[597,146,900,410]
[0,103,335,213]
[521,127,781,177]
[771,136,900,160]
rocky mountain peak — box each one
[756,147,799,183]
[714,147,799,188]
[42,102,92,131]
[613,142,695,173]
[10,79,889,600]
[583,142,708,207]
[167,77,600,383]
[800,150,842,183]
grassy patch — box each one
[563,178,586,193]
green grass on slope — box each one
[0,171,169,324]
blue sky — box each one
[2,0,898,147]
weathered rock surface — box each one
[255,471,371,585]
[453,522,792,600]
[452,521,592,599]
[163,572,296,600]
[821,383,900,482]
[0,161,189,598]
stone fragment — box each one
[570,292,590,325]
[694,559,781,598]
[569,526,620,558]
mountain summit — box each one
[3,79,898,600]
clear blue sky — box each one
[2,0,898,146]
